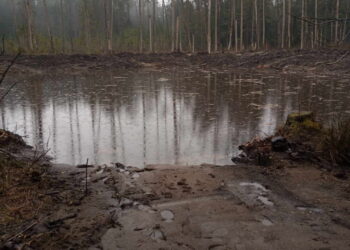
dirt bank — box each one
[0,49,349,75]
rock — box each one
[271,136,289,152]
[149,225,166,241]
[114,162,126,169]
[160,210,174,222]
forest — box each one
[0,0,349,54]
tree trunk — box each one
[314,0,318,48]
[207,0,212,54]
[24,0,34,51]
[214,0,218,52]
[240,0,243,51]
[104,0,113,53]
[288,0,291,48]
[228,0,235,50]
[171,0,176,52]
[176,16,180,52]
[335,0,339,44]
[139,0,143,52]
[300,0,304,49]
[263,0,265,48]
[11,0,20,49]
[255,0,259,49]
[83,0,90,53]
[282,0,285,48]
[235,19,238,52]
[60,0,65,53]
[152,0,156,52]
[43,0,54,53]
[149,15,153,52]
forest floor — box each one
[1,116,350,250]
[0,48,350,75]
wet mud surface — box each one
[3,161,349,249]
[1,49,350,75]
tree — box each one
[228,0,236,51]
[263,0,266,48]
[24,0,34,51]
[60,0,65,53]
[300,0,305,49]
[139,0,143,52]
[288,0,291,48]
[254,0,259,49]
[282,0,286,48]
[104,0,114,53]
[207,0,212,54]
[240,0,243,51]
[42,0,54,53]
[214,0,218,52]
[335,0,339,44]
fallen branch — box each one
[0,52,20,86]
[6,221,37,242]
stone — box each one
[271,136,289,152]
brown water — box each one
[1,69,350,166]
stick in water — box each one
[85,158,89,196]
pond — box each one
[1,69,350,166]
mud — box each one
[1,49,350,75]
[1,150,350,249]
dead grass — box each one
[323,118,350,167]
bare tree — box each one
[228,0,236,50]
[24,0,34,51]
[288,0,291,48]
[263,0,266,48]
[300,0,304,49]
[42,0,54,53]
[150,0,156,52]
[60,0,65,53]
[171,0,176,52]
[208,0,212,54]
[104,0,114,53]
[335,0,339,44]
[314,0,318,48]
[82,0,91,52]
[139,0,143,52]
[240,0,243,51]
[282,0,286,48]
[255,0,259,49]
[214,0,218,52]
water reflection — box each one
[1,70,350,166]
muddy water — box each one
[1,69,350,166]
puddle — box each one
[296,206,323,213]
[227,181,274,207]
[2,70,350,166]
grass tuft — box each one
[323,118,350,167]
